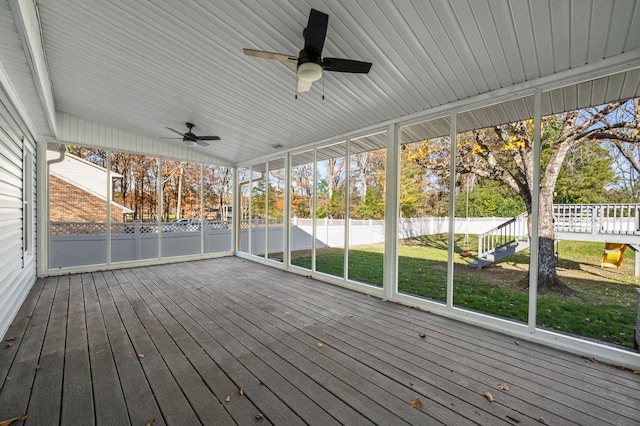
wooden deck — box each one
[0,257,639,425]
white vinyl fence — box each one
[50,216,510,268]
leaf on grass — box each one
[145,418,156,426]
[483,391,494,402]
[498,383,509,391]
[316,342,323,348]
[239,388,244,395]
[138,353,145,358]
[410,397,423,408]
[255,413,264,420]
[419,333,426,338]
[5,337,16,342]
[225,396,230,402]
[0,414,27,426]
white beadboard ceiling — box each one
[23,1,640,164]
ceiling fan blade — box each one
[323,57,372,73]
[196,136,221,141]
[297,78,313,92]
[243,48,297,63]
[196,140,210,147]
[304,9,328,54]
[166,127,185,137]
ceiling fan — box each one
[243,8,372,93]
[163,122,220,147]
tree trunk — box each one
[535,194,574,295]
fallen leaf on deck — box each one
[611,364,625,370]
[419,333,426,338]
[348,314,353,318]
[410,397,423,408]
[0,414,27,426]
[138,353,145,358]
[4,344,12,348]
[583,356,596,363]
[255,413,264,420]
[316,342,323,348]
[483,391,494,402]
[414,306,421,310]
[145,418,156,426]
[225,396,230,402]
[5,337,15,342]
[514,340,520,345]
[633,370,640,375]
[239,388,244,395]
[498,383,509,391]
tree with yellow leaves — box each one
[456,99,640,294]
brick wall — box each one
[49,175,127,222]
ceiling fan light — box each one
[298,62,322,81]
[184,139,197,147]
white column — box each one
[446,113,456,309]
[384,123,400,300]
[284,153,291,267]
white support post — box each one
[284,153,291,267]
[312,150,317,272]
[157,157,163,258]
[264,161,269,259]
[200,163,204,255]
[106,151,111,265]
[446,114,456,309]
[231,166,239,253]
[248,165,253,256]
[344,140,351,280]
[528,90,542,334]
[384,123,400,300]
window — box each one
[22,145,33,258]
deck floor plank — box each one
[0,277,57,422]
[105,270,201,425]
[146,264,414,426]
[0,277,45,388]
[130,266,303,425]
[83,272,130,426]
[1,257,639,425]
[145,265,338,425]
[258,262,640,415]
[116,268,236,425]
[61,273,94,426]
[127,268,275,426]
[26,276,69,426]
[93,270,164,426]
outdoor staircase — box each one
[469,212,529,269]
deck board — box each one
[1,257,639,425]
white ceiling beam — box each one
[9,0,56,136]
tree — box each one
[456,99,640,294]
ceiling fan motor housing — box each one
[297,49,323,81]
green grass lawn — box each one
[291,235,640,349]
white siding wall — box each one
[0,83,37,339]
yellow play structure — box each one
[601,243,627,268]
